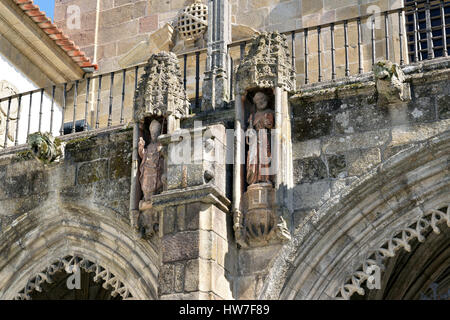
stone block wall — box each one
[227,58,450,300]
[0,127,133,234]
[54,0,191,73]
[158,202,236,299]
[53,0,405,79]
[52,0,412,128]
[290,59,450,230]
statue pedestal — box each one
[244,183,277,246]
[131,200,159,239]
[246,183,275,237]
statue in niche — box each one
[138,119,164,203]
[246,91,274,186]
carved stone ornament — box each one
[235,183,290,247]
[15,255,134,300]
[27,132,63,164]
[177,0,208,41]
[236,32,296,94]
[134,52,190,124]
[336,204,449,300]
[373,60,411,105]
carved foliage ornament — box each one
[14,255,134,300]
[236,32,296,94]
[177,0,208,41]
[134,52,190,123]
[336,204,449,300]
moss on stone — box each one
[65,136,95,150]
[15,150,34,162]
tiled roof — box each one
[14,0,98,71]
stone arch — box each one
[260,131,449,300]
[0,201,159,300]
[15,254,133,300]
[338,204,449,299]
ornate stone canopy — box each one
[134,52,190,123]
[236,32,296,94]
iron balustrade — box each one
[0,4,449,151]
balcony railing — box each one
[0,2,449,151]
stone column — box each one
[202,0,231,110]
[153,124,236,299]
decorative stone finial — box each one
[373,60,411,105]
[27,132,62,164]
[236,32,296,94]
[134,52,190,124]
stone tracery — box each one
[14,255,134,300]
[336,204,450,300]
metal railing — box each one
[1,2,449,150]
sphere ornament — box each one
[177,0,208,41]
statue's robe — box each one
[246,109,274,185]
[139,141,164,202]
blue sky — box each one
[34,0,54,21]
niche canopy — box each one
[236,32,296,94]
[131,52,190,237]
[134,52,190,132]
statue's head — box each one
[149,119,162,141]
[253,92,269,110]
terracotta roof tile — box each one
[13,0,98,71]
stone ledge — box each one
[290,57,450,103]
[152,184,231,213]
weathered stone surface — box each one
[437,95,450,120]
[292,139,321,159]
[1,3,450,302]
[293,180,331,210]
[347,148,381,176]
[174,263,185,293]
[159,264,175,295]
[162,231,199,263]
[327,154,347,178]
[77,159,109,185]
[389,120,450,147]
[293,157,328,184]
[322,130,390,154]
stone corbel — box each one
[373,60,411,106]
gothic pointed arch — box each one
[260,131,450,300]
[0,201,159,300]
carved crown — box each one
[236,32,296,94]
[134,52,190,122]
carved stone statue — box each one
[138,119,164,203]
[373,60,411,105]
[28,132,63,164]
[246,91,274,186]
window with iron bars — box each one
[405,0,450,61]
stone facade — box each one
[0,55,448,300]
[0,0,449,301]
